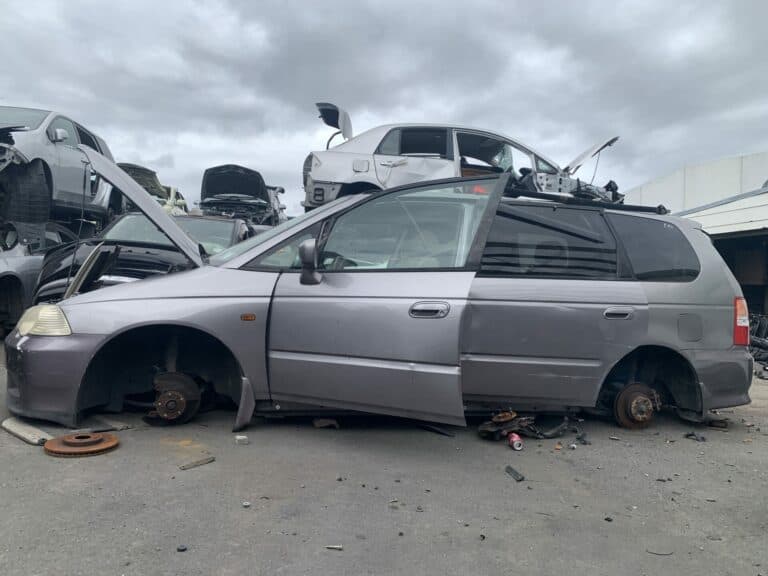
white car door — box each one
[373,127,457,188]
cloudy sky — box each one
[2,0,767,214]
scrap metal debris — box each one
[43,432,119,457]
[508,433,523,451]
[178,456,215,470]
[504,465,525,482]
[1,417,52,446]
[234,435,250,445]
[685,431,707,442]
[325,545,343,551]
[313,418,340,429]
[646,549,674,556]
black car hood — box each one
[201,164,268,203]
[37,239,189,300]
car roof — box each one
[0,105,52,114]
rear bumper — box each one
[689,347,753,413]
[302,178,342,209]
[4,330,105,427]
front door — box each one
[261,178,502,425]
[48,116,86,208]
[373,127,456,189]
[462,201,648,407]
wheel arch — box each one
[599,344,702,413]
[338,181,382,197]
[77,321,249,418]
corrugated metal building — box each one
[627,151,768,313]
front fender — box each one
[64,295,272,400]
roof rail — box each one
[503,184,668,215]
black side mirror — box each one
[299,238,322,285]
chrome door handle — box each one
[379,159,407,168]
[604,306,634,320]
[409,301,450,319]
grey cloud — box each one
[1,0,767,212]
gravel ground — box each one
[1,346,766,576]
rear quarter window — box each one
[607,214,700,281]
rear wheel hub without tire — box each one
[614,383,660,429]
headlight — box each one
[16,305,72,336]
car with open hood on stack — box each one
[200,164,287,226]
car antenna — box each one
[63,155,91,296]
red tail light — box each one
[734,297,749,346]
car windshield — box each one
[0,106,49,130]
[209,195,355,265]
[103,214,236,255]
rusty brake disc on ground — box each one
[44,432,119,457]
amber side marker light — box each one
[240,314,256,322]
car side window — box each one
[75,125,100,152]
[377,129,400,155]
[479,203,618,278]
[606,214,700,281]
[319,180,492,271]
[48,117,78,146]
[246,223,322,270]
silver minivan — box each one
[5,148,752,430]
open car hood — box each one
[201,164,269,203]
[563,136,619,175]
[80,146,203,267]
[316,102,353,140]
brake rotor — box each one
[147,372,201,424]
[44,432,119,457]
[614,383,660,429]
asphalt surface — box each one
[1,345,767,576]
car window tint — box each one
[480,204,618,278]
[377,129,400,155]
[399,128,448,157]
[48,117,78,145]
[607,214,700,281]
[76,126,100,151]
[320,180,493,271]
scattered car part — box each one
[613,383,661,429]
[313,418,340,429]
[178,456,215,470]
[684,431,707,442]
[146,372,202,425]
[504,465,525,482]
[234,434,250,445]
[1,416,52,446]
[43,431,119,457]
